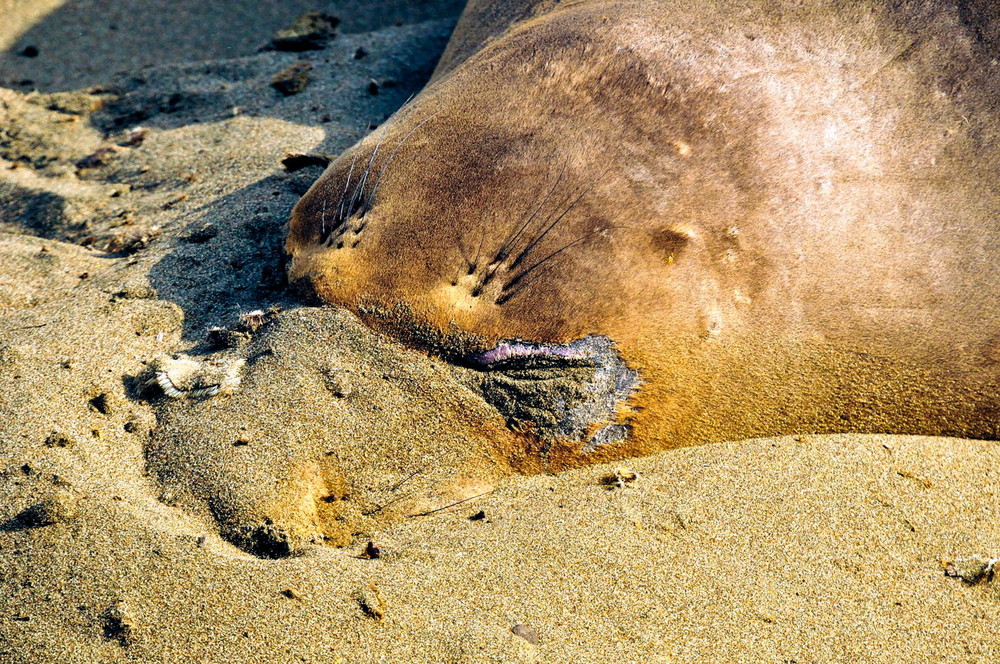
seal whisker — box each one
[490,161,569,270]
[499,233,590,304]
[336,149,362,233]
[471,222,488,276]
[347,125,390,220]
[319,197,328,238]
[500,221,634,300]
[494,257,561,306]
[364,112,440,211]
[506,178,597,272]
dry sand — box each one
[1,2,997,662]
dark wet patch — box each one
[223,519,304,559]
[0,183,65,237]
[457,335,638,452]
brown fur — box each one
[287,0,1000,464]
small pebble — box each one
[75,146,119,171]
[120,127,148,147]
[354,584,386,621]
[89,392,114,415]
[44,431,75,448]
[322,367,352,397]
[945,556,998,584]
[271,11,339,51]
[511,623,540,645]
[362,541,382,559]
[111,284,157,300]
[271,62,313,96]
[181,223,218,243]
[105,228,159,256]
[601,466,638,488]
[238,309,269,333]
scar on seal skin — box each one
[287,0,1000,466]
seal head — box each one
[288,1,1000,460]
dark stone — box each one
[89,393,112,415]
[271,62,313,96]
[181,223,218,243]
[271,12,339,52]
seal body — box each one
[287,0,1000,463]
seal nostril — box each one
[336,241,344,249]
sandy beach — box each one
[1,2,997,662]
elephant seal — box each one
[286,0,1000,465]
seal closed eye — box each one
[287,0,1000,467]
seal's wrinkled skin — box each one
[287,0,1000,464]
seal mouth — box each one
[466,338,594,369]
[355,303,640,454]
[459,335,640,453]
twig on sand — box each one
[388,464,427,493]
[362,493,410,517]
[361,464,430,516]
[407,490,494,518]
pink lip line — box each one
[468,340,588,366]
